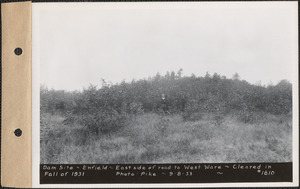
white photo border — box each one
[32,2,299,188]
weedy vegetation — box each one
[40,71,292,163]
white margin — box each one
[32,2,299,188]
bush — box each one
[237,104,266,124]
[183,99,203,121]
[62,85,130,136]
[64,107,129,136]
[128,101,144,114]
[42,71,292,132]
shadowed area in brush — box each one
[40,71,292,164]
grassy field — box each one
[40,112,292,164]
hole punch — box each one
[14,47,23,56]
[14,128,22,137]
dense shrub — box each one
[128,101,144,114]
[40,70,293,164]
[183,99,203,121]
[41,70,292,129]
[62,85,130,135]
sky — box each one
[34,2,298,91]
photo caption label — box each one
[40,163,292,184]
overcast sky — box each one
[34,2,298,91]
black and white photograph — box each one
[32,2,298,187]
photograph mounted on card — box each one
[1,1,298,188]
[31,2,298,188]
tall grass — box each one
[40,112,292,164]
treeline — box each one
[41,70,292,133]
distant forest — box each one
[41,70,292,134]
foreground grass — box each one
[40,112,292,164]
